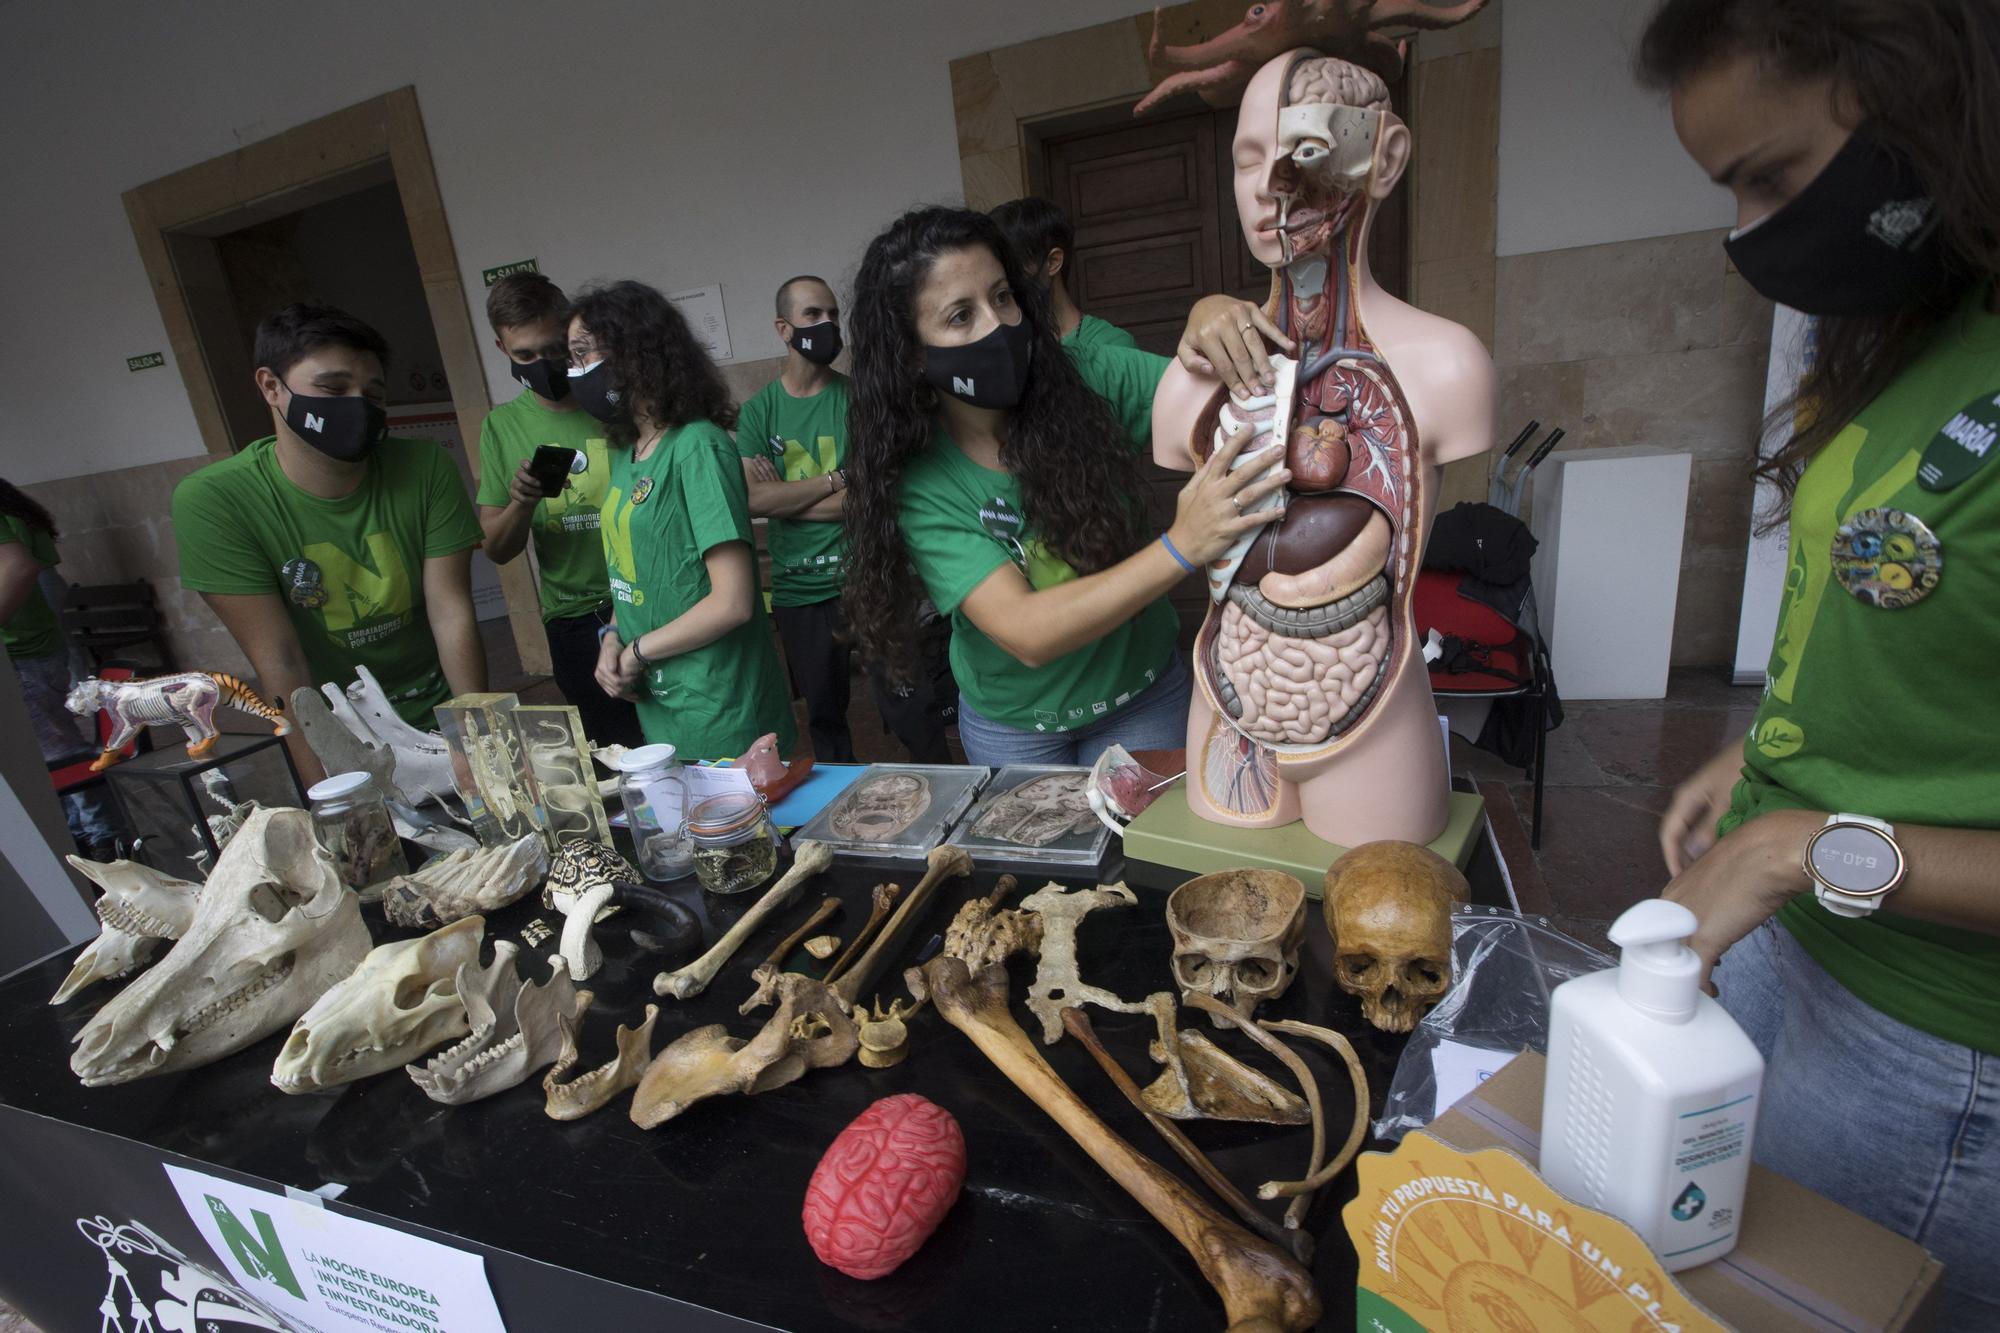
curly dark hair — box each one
[567,280,736,445]
[1639,0,2000,525]
[843,206,1146,681]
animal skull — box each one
[70,809,370,1087]
[271,916,482,1093]
[1322,840,1468,1032]
[409,943,580,1104]
[52,858,202,1005]
[1166,870,1308,1028]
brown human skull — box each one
[1167,869,1308,1027]
[1323,841,1469,1032]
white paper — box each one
[1431,1040,1514,1117]
[685,764,757,805]
[668,284,732,362]
[164,1164,506,1333]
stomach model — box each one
[1192,262,1418,776]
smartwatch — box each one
[1803,813,1905,918]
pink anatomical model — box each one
[802,1093,966,1280]
[1152,50,1496,846]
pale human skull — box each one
[271,916,482,1093]
[1167,869,1309,1028]
[1323,841,1469,1033]
[71,809,370,1087]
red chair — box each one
[48,662,150,798]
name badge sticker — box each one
[1916,391,2000,491]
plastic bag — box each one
[1375,905,1612,1141]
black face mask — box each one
[512,357,571,401]
[1724,127,1962,317]
[788,320,843,366]
[567,360,624,422]
[923,319,1034,410]
[283,387,387,463]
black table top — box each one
[1,850,1409,1331]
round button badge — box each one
[1832,507,1941,609]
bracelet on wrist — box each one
[628,639,652,669]
[1159,533,1197,574]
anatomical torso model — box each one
[1153,49,1495,846]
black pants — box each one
[543,607,645,749]
[772,597,955,763]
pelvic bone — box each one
[632,972,858,1129]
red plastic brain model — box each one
[802,1094,966,1280]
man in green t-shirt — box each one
[475,273,640,748]
[738,275,953,761]
[989,197,1143,352]
[172,304,486,785]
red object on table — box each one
[802,1094,966,1280]
[741,732,815,806]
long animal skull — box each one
[71,809,370,1087]
[52,858,201,1005]
[409,943,580,1104]
[271,916,482,1093]
[1323,840,1468,1032]
[1167,869,1308,1028]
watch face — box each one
[1809,824,1901,896]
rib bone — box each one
[829,846,972,1010]
[823,881,901,986]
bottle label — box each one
[1660,1079,1757,1263]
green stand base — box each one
[1121,785,1486,898]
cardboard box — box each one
[1416,1052,1941,1331]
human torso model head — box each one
[1153,48,1497,847]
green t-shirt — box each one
[733,375,850,606]
[1063,313,1140,351]
[899,343,1175,731]
[172,436,484,725]
[476,390,615,621]
[0,515,60,660]
[602,420,798,760]
[1720,286,2000,1054]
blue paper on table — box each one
[705,761,868,830]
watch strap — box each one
[1810,813,1900,918]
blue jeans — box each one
[956,652,1190,767]
[17,651,117,846]
[1715,920,1999,1325]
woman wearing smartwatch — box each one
[1642,1,1999,1321]
[568,281,796,760]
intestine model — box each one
[1150,50,1496,846]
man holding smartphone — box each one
[476,272,641,746]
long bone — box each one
[915,956,1320,1332]
[829,846,972,1010]
[1186,993,1324,1232]
[822,881,901,986]
[655,840,834,999]
[1255,1019,1370,1210]
[738,895,842,1017]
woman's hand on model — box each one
[1167,422,1290,565]
[1663,808,1820,991]
[1659,734,1747,876]
[1177,295,1296,399]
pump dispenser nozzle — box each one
[1607,899,1702,1023]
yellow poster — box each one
[1342,1132,1728,1333]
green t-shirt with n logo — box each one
[1721,286,2000,1054]
[475,389,613,621]
[172,436,484,724]
[733,375,849,606]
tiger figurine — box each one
[65,672,289,772]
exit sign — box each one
[482,258,539,286]
[126,351,164,372]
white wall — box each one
[1496,0,1735,256]
[0,0,1153,488]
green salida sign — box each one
[126,352,165,372]
[481,258,539,287]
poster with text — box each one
[164,1164,507,1333]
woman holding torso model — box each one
[842,207,1289,767]
[1642,1,1999,1321]
[569,281,796,760]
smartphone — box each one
[529,445,578,497]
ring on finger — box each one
[1230,495,1243,512]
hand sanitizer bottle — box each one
[1541,899,1764,1271]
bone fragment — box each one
[920,957,1319,1332]
[655,841,834,999]
[940,874,1040,971]
[1065,1008,1311,1265]
[823,881,901,985]
[764,897,842,972]
[738,895,843,1016]
[803,935,839,961]
[829,846,972,1010]
[633,973,856,1128]
[542,993,658,1121]
[1020,881,1156,1044]
[1142,1022,1310,1125]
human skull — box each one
[1167,869,1308,1028]
[70,809,370,1087]
[1323,841,1468,1033]
[271,916,482,1093]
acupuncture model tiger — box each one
[65,672,289,772]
